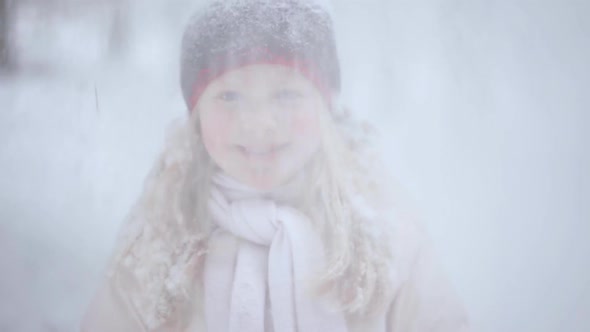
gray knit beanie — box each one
[180,0,341,111]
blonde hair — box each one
[106,101,398,330]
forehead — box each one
[209,64,311,89]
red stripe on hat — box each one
[188,48,332,112]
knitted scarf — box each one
[203,171,348,332]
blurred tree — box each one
[108,0,130,59]
[0,0,13,70]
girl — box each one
[81,0,469,331]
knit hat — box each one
[180,0,341,112]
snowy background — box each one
[1,0,588,331]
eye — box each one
[274,89,303,101]
[217,90,241,102]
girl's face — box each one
[195,64,327,191]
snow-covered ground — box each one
[1,1,588,331]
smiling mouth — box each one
[236,143,290,158]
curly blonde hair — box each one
[106,101,399,330]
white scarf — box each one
[203,172,348,332]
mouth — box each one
[235,143,290,159]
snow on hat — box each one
[180,0,341,112]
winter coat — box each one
[81,214,470,332]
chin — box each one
[238,170,289,192]
[245,176,283,191]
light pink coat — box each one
[81,215,470,332]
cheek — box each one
[290,106,322,144]
[200,110,234,154]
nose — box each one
[237,100,281,138]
